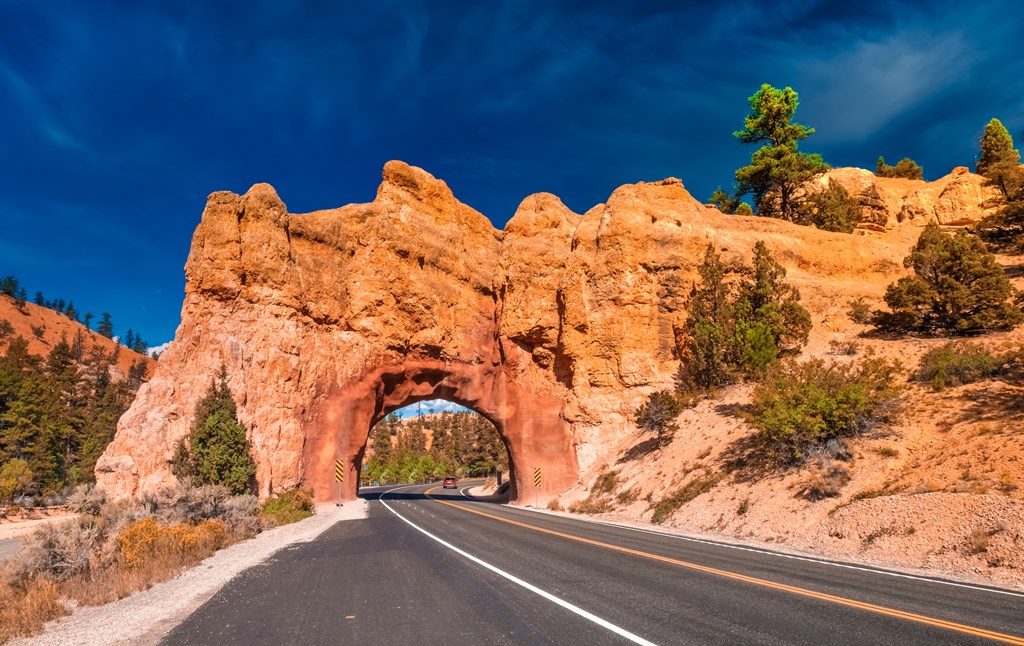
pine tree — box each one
[173,367,256,495]
[797,179,864,233]
[15,288,27,312]
[97,313,114,338]
[370,422,393,462]
[734,84,829,220]
[732,241,811,371]
[873,224,1022,333]
[0,276,18,297]
[677,243,735,393]
[710,186,739,214]
[876,156,924,180]
[977,118,1020,179]
[64,301,78,322]
[84,312,94,330]
[33,292,45,307]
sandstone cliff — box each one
[96,162,989,504]
[817,166,998,229]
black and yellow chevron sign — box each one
[334,460,344,483]
[533,467,542,488]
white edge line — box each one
[485,501,1024,600]
[379,484,659,646]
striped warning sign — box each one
[533,467,542,488]
[334,460,344,483]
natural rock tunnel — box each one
[96,160,936,504]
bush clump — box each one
[260,489,315,527]
[634,391,683,445]
[876,156,924,180]
[846,297,872,324]
[117,518,226,569]
[872,224,1022,334]
[650,471,721,524]
[797,179,864,233]
[747,356,902,466]
[915,342,1010,390]
[568,471,620,515]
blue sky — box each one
[2,1,1022,349]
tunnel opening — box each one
[358,399,512,500]
[309,360,576,506]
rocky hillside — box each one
[0,296,155,379]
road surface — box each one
[163,482,1024,645]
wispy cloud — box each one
[393,399,474,418]
[795,29,974,143]
[0,63,88,153]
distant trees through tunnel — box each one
[360,400,509,486]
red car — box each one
[442,477,458,489]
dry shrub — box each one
[650,471,721,524]
[798,462,851,500]
[593,471,619,495]
[65,484,106,516]
[0,481,259,642]
[546,497,562,511]
[0,578,66,643]
[916,342,1008,390]
[828,339,860,356]
[568,470,626,515]
[117,518,226,569]
[6,519,104,584]
[846,298,872,324]
[569,496,612,514]
[968,528,990,554]
[616,488,639,505]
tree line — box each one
[0,335,147,504]
[0,275,150,355]
[361,410,508,485]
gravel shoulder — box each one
[11,501,367,646]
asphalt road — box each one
[163,482,1024,645]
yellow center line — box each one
[424,488,1024,645]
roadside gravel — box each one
[11,500,367,646]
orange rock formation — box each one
[96,162,992,503]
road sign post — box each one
[335,459,344,506]
[533,467,541,508]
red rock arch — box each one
[96,161,917,506]
[305,360,576,502]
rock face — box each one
[816,166,998,229]
[96,161,964,503]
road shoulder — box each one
[11,501,367,646]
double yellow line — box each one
[425,488,1024,645]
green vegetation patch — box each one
[261,489,315,526]
[747,356,902,466]
[915,342,1012,390]
[650,471,721,524]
